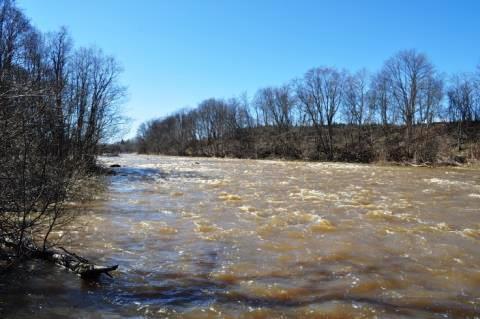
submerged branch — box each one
[1,239,118,279]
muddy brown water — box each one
[1,154,480,318]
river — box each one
[1,154,480,318]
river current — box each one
[1,154,480,318]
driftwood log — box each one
[2,239,118,279]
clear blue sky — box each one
[18,0,480,138]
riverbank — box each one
[109,121,480,168]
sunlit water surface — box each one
[1,154,480,318]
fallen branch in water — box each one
[2,239,118,279]
[34,247,118,279]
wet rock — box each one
[110,164,121,168]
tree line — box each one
[133,50,480,164]
[0,0,125,263]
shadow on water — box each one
[108,271,479,318]
[0,260,118,319]
[1,258,478,318]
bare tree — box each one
[231,93,253,129]
[380,50,441,155]
[0,0,126,264]
[474,65,480,121]
[255,85,296,130]
[133,49,477,164]
[448,73,477,150]
[46,26,72,157]
[66,47,126,166]
[340,69,376,160]
[344,70,369,126]
[296,67,345,159]
[369,70,393,129]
